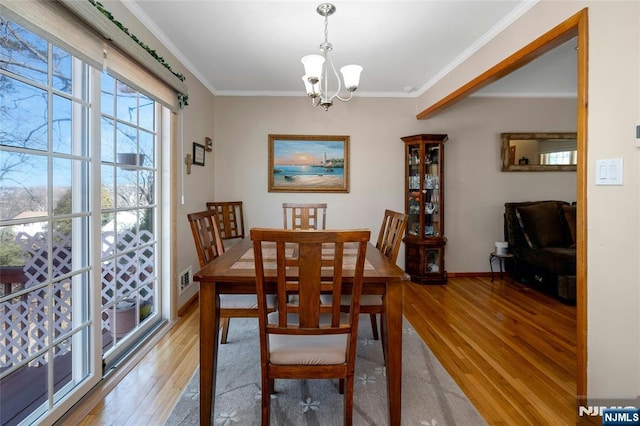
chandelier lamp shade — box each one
[301,3,363,111]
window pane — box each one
[116,122,137,159]
[52,278,72,339]
[0,224,26,272]
[0,77,47,151]
[52,94,72,154]
[52,219,72,259]
[101,259,116,304]
[139,243,155,283]
[140,208,154,234]
[139,283,154,324]
[116,81,137,124]
[139,170,154,206]
[0,18,48,85]
[139,93,154,130]
[0,152,48,221]
[101,167,115,212]
[116,267,136,301]
[51,45,72,93]
[52,158,89,214]
[108,295,137,343]
[101,307,114,353]
[139,130,154,167]
[52,156,72,208]
[101,73,115,116]
[101,117,115,163]
[116,168,137,209]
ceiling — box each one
[125,0,577,99]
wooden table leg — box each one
[200,283,220,425]
[383,279,403,425]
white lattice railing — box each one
[0,230,154,368]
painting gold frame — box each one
[268,134,349,193]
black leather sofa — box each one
[504,200,576,303]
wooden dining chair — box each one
[188,210,274,344]
[206,201,245,247]
[251,228,370,426]
[282,202,327,230]
[343,209,408,341]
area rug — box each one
[165,317,485,425]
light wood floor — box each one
[67,276,597,425]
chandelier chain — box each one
[324,13,329,45]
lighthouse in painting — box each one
[323,152,327,166]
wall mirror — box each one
[501,132,577,172]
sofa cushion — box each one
[515,202,568,249]
[517,246,577,276]
[562,204,577,248]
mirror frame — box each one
[500,132,577,172]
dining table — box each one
[193,235,410,425]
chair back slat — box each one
[206,201,245,240]
[282,203,327,230]
[376,209,408,264]
[187,210,224,267]
[251,228,369,338]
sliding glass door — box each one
[0,17,166,424]
[99,73,161,367]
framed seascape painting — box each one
[268,134,349,193]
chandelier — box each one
[300,3,363,111]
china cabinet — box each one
[401,134,448,284]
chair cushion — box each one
[267,311,348,365]
[320,294,382,307]
[220,294,276,309]
[269,334,348,365]
[357,295,382,306]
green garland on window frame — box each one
[88,0,189,108]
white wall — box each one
[212,97,423,238]
[416,0,640,402]
[213,96,575,273]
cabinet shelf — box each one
[402,134,448,284]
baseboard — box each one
[447,272,492,278]
[178,291,199,317]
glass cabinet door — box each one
[423,145,441,238]
[425,248,443,274]
[407,143,422,237]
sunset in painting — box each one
[276,153,317,166]
[273,140,342,167]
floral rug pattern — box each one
[165,317,485,425]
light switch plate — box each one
[595,159,623,185]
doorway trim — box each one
[416,8,588,401]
